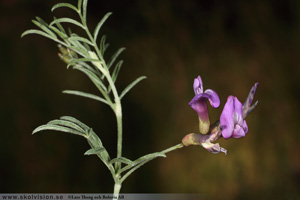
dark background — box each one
[1,0,300,199]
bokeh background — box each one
[1,0,300,199]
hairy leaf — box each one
[108,47,125,69]
[59,116,90,131]
[33,116,111,167]
[68,36,94,46]
[21,29,56,41]
[47,119,85,133]
[49,26,68,40]
[112,60,123,82]
[132,152,166,166]
[32,124,86,137]
[120,76,147,99]
[110,157,133,165]
[63,90,110,105]
[93,12,112,42]
[77,0,83,12]
[73,66,109,97]
[31,19,58,40]
[50,18,85,30]
[51,3,78,13]
[53,17,67,35]
[84,147,105,155]
[82,0,88,25]
[99,35,109,56]
[120,152,166,182]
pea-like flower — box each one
[189,75,220,134]
[220,96,248,139]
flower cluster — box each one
[182,75,258,154]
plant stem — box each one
[161,143,184,154]
[113,182,121,200]
[120,143,184,183]
[115,101,123,171]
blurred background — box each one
[1,0,300,199]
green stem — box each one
[120,143,184,183]
[161,143,184,154]
[83,16,123,169]
[115,101,123,172]
[113,182,122,200]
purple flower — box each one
[189,76,220,134]
[220,96,248,139]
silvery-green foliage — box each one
[23,0,163,190]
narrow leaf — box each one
[51,3,78,13]
[21,29,56,41]
[107,60,123,93]
[99,35,107,55]
[110,157,133,165]
[68,45,89,57]
[70,60,99,77]
[63,90,109,105]
[82,0,88,25]
[67,35,90,55]
[108,47,125,69]
[67,27,73,36]
[32,124,86,137]
[120,152,166,182]
[52,17,67,35]
[132,152,166,165]
[120,76,147,99]
[84,147,105,155]
[59,116,90,132]
[68,36,94,46]
[93,12,112,42]
[68,58,103,72]
[77,0,83,12]
[85,129,111,165]
[83,42,91,51]
[121,152,166,174]
[112,60,123,82]
[32,20,57,39]
[47,119,85,133]
[72,66,109,100]
[49,26,68,41]
[35,17,48,26]
[50,18,85,30]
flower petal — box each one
[193,76,203,95]
[188,93,210,107]
[233,96,244,124]
[232,119,248,138]
[201,142,227,155]
[189,94,210,118]
[220,96,235,139]
[204,89,220,108]
[232,124,246,138]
